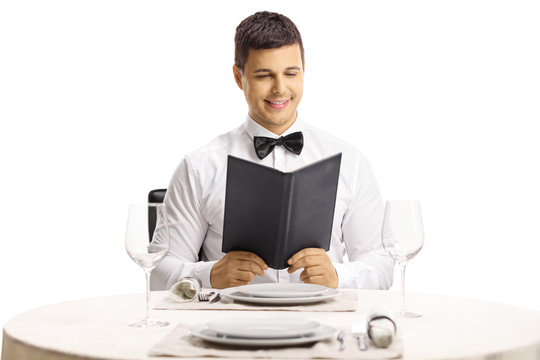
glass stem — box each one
[399,263,407,314]
[144,269,152,320]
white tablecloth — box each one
[3,290,540,360]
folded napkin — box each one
[148,323,403,359]
[154,289,358,312]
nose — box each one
[271,75,285,94]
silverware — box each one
[209,293,221,303]
[198,291,215,302]
[337,330,346,351]
[352,321,368,351]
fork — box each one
[352,321,368,351]
[198,291,215,302]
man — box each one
[151,11,394,290]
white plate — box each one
[236,283,329,298]
[221,287,339,305]
[206,317,320,339]
[189,324,335,347]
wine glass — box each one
[382,200,424,318]
[125,203,170,327]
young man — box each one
[151,11,394,290]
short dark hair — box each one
[234,11,304,72]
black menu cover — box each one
[222,153,342,269]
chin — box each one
[268,111,295,123]
[267,118,293,128]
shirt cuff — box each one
[194,261,217,288]
[333,262,354,288]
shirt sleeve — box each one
[150,156,216,290]
[334,152,395,289]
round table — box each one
[2,290,540,360]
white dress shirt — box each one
[150,115,394,290]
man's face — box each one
[233,44,304,135]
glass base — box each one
[128,317,170,328]
[395,310,422,319]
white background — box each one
[1,0,539,346]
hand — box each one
[210,251,268,289]
[287,248,338,288]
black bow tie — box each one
[253,131,304,160]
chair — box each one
[148,188,167,241]
[148,188,203,260]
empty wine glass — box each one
[382,200,424,318]
[125,203,170,327]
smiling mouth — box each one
[266,99,288,104]
[264,99,290,109]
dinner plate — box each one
[189,324,335,347]
[206,317,320,339]
[221,287,339,305]
[235,283,329,298]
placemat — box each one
[154,289,358,312]
[148,323,402,359]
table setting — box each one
[122,201,415,358]
[156,283,358,312]
[148,313,402,359]
[148,280,402,358]
[149,280,400,358]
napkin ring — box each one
[169,277,202,302]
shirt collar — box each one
[243,113,304,140]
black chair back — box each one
[149,188,203,260]
[148,189,167,241]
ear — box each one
[232,64,244,90]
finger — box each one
[299,266,325,281]
[233,270,257,282]
[303,266,339,288]
[287,255,321,273]
[228,279,250,287]
[287,248,325,265]
[235,260,265,276]
[301,275,327,285]
[234,279,252,286]
[229,251,268,270]
[287,256,309,273]
[287,258,307,273]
